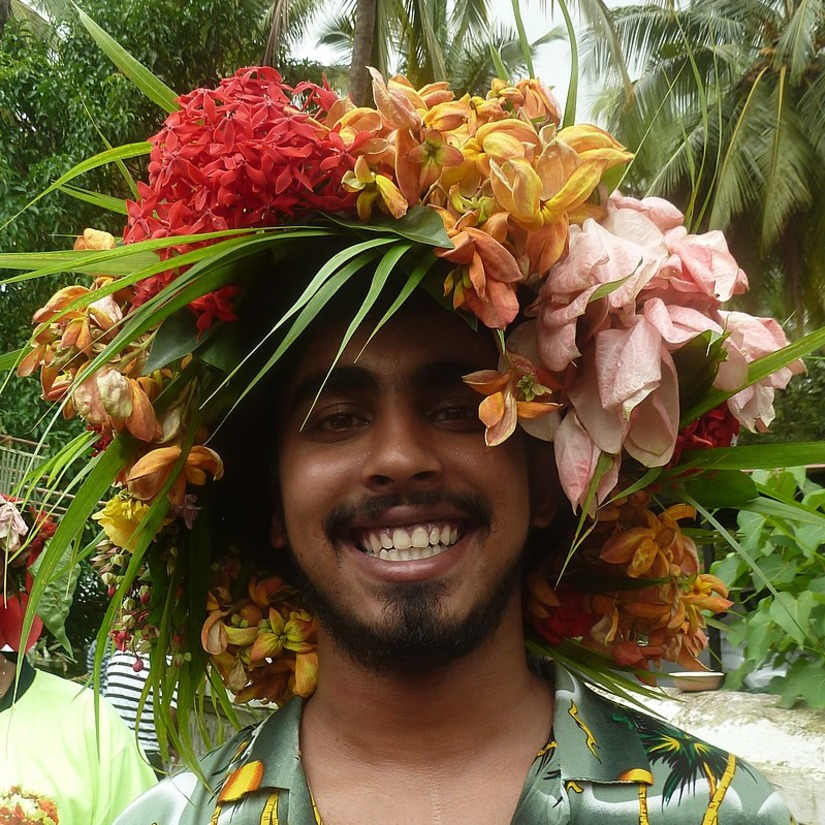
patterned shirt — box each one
[114,666,795,824]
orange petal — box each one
[125,381,160,442]
[201,611,229,655]
[463,369,510,394]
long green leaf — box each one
[301,242,414,428]
[73,4,179,112]
[222,247,387,416]
[674,442,825,471]
[58,184,129,216]
[355,249,437,355]
[0,247,159,278]
[19,439,131,656]
[0,143,150,233]
[742,495,825,530]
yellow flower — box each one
[342,156,408,222]
[92,495,151,551]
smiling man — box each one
[10,66,803,825]
[111,295,794,825]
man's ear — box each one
[270,504,289,549]
[528,441,560,529]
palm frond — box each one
[775,0,823,83]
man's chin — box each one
[295,560,523,675]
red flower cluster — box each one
[672,404,741,465]
[527,581,597,645]
[124,67,361,319]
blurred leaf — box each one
[72,3,179,112]
[680,469,757,508]
[772,658,825,708]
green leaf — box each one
[326,206,452,248]
[18,438,133,658]
[73,4,179,113]
[0,349,23,372]
[300,242,414,427]
[57,184,129,215]
[674,442,825,472]
[29,540,80,652]
[680,469,757,508]
[145,308,213,374]
[0,247,160,277]
[772,658,825,708]
[768,590,815,646]
[489,43,509,81]
[681,326,825,424]
[0,142,151,233]
[672,330,726,416]
[742,496,825,530]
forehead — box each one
[286,300,499,396]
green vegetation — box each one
[713,467,825,707]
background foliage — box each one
[713,467,825,707]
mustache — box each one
[323,489,493,540]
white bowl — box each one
[670,671,725,692]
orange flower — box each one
[126,444,224,505]
[439,227,523,328]
[342,156,408,221]
[464,351,561,445]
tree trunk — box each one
[0,0,12,37]
[349,0,375,106]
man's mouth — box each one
[354,521,463,562]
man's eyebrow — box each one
[411,360,490,390]
[288,365,379,411]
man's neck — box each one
[301,608,553,768]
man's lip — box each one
[345,506,472,531]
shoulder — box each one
[551,668,795,824]
[113,727,256,825]
[573,697,794,823]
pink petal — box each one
[624,347,680,466]
[595,321,663,415]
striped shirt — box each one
[103,650,176,757]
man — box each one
[8,64,802,825]
[113,298,793,824]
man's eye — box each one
[431,401,481,428]
[317,411,368,432]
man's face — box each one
[275,300,547,672]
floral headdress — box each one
[3,61,822,756]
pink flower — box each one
[647,227,748,308]
[552,411,621,510]
[715,311,805,431]
[534,199,670,373]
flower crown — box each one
[9,67,808,714]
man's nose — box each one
[360,409,442,489]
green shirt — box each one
[114,666,795,824]
[1,660,158,824]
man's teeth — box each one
[360,524,460,561]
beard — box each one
[289,538,523,675]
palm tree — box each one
[320,0,561,97]
[585,0,825,331]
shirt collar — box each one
[215,663,655,812]
[552,667,654,785]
